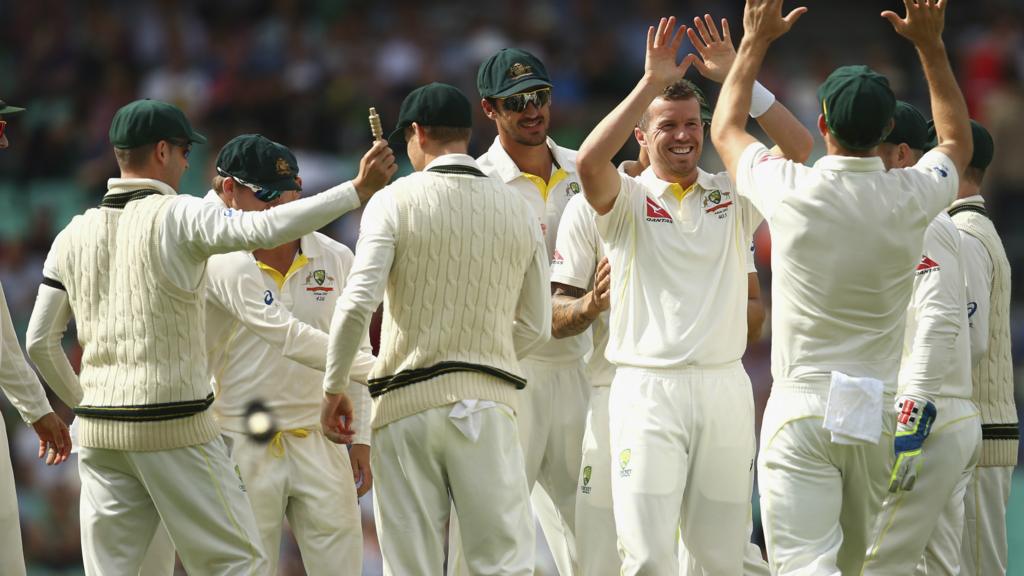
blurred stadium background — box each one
[1,0,1022,573]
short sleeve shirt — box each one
[735,142,958,390]
[595,167,762,368]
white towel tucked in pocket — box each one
[823,371,884,445]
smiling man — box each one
[574,15,811,574]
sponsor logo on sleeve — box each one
[915,255,941,275]
[552,250,565,266]
[933,164,949,178]
[264,290,274,305]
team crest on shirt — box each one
[581,465,593,494]
[619,449,632,478]
[567,181,581,197]
[304,269,336,301]
[645,197,673,223]
[702,189,733,219]
[915,255,940,276]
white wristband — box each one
[749,81,776,118]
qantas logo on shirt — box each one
[551,250,565,266]
[645,197,673,223]
[915,255,941,275]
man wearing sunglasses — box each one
[25,99,395,575]
[202,134,376,575]
[443,47,589,576]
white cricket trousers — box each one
[575,385,620,576]
[0,411,27,576]
[961,465,1013,576]
[609,363,757,576]
[78,436,268,576]
[863,397,981,576]
[223,428,362,575]
[373,403,535,575]
[449,358,589,576]
[758,386,895,576]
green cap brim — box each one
[0,105,25,115]
[388,126,409,147]
[491,78,552,99]
[189,130,208,145]
[258,176,301,194]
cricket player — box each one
[0,97,73,576]
[861,101,981,575]
[205,134,376,575]
[946,120,1018,576]
[575,11,812,573]
[443,47,590,574]
[322,82,550,575]
[711,0,973,573]
[23,98,395,575]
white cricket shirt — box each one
[479,136,590,363]
[898,214,972,400]
[207,232,374,444]
[551,193,614,387]
[596,167,761,368]
[735,143,958,391]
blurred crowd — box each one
[1,0,1023,573]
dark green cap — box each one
[109,99,207,149]
[817,65,896,151]
[477,48,552,99]
[925,119,994,170]
[884,101,929,151]
[0,99,25,115]
[389,83,473,144]
[216,134,301,201]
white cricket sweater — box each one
[950,199,1017,466]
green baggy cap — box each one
[818,65,895,151]
[389,83,473,145]
[0,99,25,115]
[884,101,929,151]
[926,119,994,171]
[109,99,207,149]
[216,134,301,201]
[477,48,552,99]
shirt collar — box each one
[298,233,322,258]
[423,153,482,172]
[105,178,178,199]
[638,166,717,199]
[950,194,985,209]
[812,155,886,173]
[483,136,573,184]
[203,189,226,208]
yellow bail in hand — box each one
[269,428,310,458]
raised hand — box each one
[593,257,611,312]
[882,0,946,49]
[742,0,807,46]
[645,16,692,89]
[352,140,398,205]
[685,15,736,83]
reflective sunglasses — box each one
[169,139,192,160]
[499,88,552,113]
[231,175,282,203]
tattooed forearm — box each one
[551,284,598,339]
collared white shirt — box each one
[899,214,972,400]
[207,232,374,444]
[551,193,614,386]
[596,167,761,368]
[479,137,590,363]
[950,195,993,366]
[735,143,958,391]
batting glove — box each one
[889,394,937,493]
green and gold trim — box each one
[368,361,526,398]
[74,393,215,421]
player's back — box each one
[768,156,951,391]
[375,169,538,376]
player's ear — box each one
[412,122,428,147]
[816,114,828,138]
[634,126,647,148]
[481,98,497,119]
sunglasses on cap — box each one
[217,169,283,203]
[498,88,552,113]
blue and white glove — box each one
[889,395,937,493]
